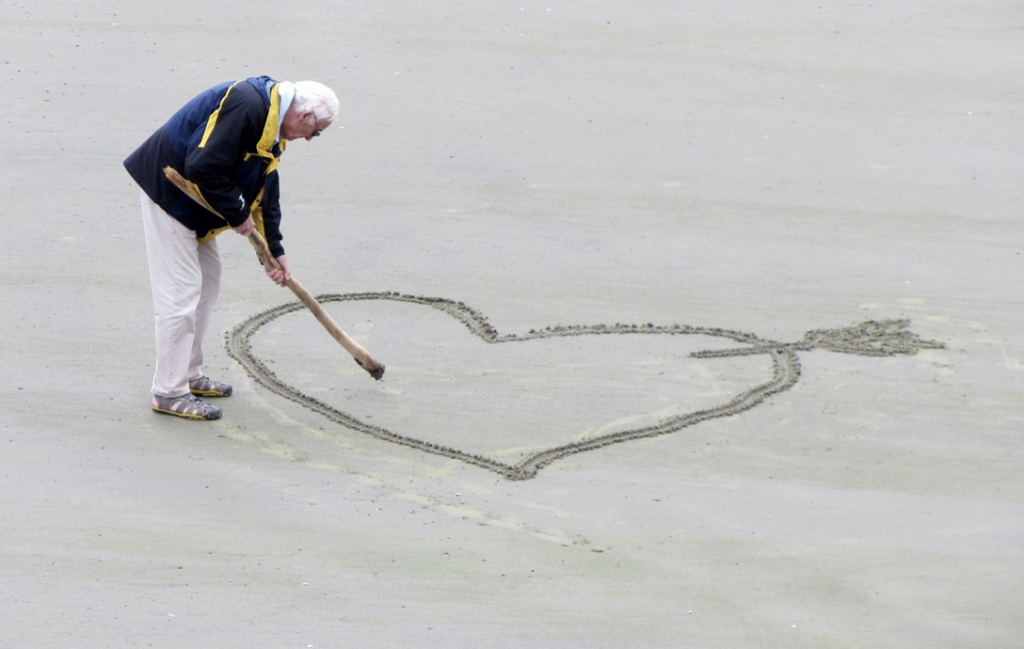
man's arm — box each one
[181,86,264,227]
[259,169,285,257]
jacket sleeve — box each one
[181,88,264,227]
[260,169,285,258]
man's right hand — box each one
[233,214,255,237]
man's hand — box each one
[265,253,291,287]
[233,214,255,237]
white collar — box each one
[276,81,296,144]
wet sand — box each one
[2,1,1022,648]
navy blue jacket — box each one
[125,76,287,256]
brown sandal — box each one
[152,394,222,420]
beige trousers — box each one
[140,191,222,398]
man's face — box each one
[281,107,329,142]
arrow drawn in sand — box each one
[226,293,944,481]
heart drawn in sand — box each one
[227,293,943,480]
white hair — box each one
[292,80,339,123]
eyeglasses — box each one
[311,113,322,138]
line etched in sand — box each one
[226,293,944,480]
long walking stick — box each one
[163,166,385,380]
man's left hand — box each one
[265,253,291,287]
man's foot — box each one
[152,394,223,420]
[188,375,233,398]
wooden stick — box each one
[162,166,385,380]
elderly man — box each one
[125,76,337,420]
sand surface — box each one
[2,1,1022,647]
